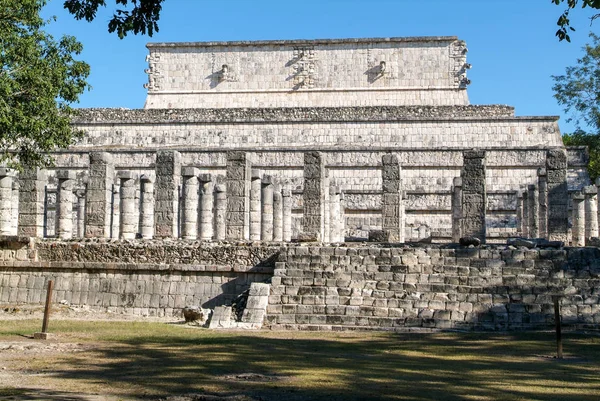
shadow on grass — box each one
[0,387,97,401]
[28,331,600,401]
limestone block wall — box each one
[0,239,277,317]
[267,245,600,331]
[1,239,599,331]
[144,37,470,108]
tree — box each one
[553,33,600,180]
[0,0,90,169]
[554,0,600,41]
[64,0,164,39]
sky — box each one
[41,0,599,135]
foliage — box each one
[553,33,600,181]
[64,0,164,39]
[554,0,600,41]
[0,0,89,168]
[553,33,600,130]
[563,130,600,181]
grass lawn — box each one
[0,320,599,400]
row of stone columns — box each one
[451,148,571,244]
[570,180,600,246]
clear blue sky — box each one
[42,0,598,134]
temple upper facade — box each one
[143,36,471,109]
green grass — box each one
[1,320,600,400]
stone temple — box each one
[0,36,599,331]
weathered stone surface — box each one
[460,151,486,243]
[182,306,211,325]
[459,236,481,246]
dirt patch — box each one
[222,372,287,382]
[161,395,259,401]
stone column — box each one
[303,152,326,241]
[250,169,262,241]
[117,171,137,240]
[261,175,274,241]
[139,175,154,239]
[273,185,283,241]
[226,151,251,240]
[56,170,76,240]
[214,183,226,241]
[572,191,586,246]
[110,179,120,239]
[0,169,16,235]
[85,152,114,238]
[329,185,342,243]
[381,154,403,242]
[282,188,292,242]
[537,168,548,239]
[528,184,539,239]
[139,175,153,238]
[199,174,214,241]
[323,173,331,243]
[341,192,347,242]
[583,184,599,242]
[181,167,199,240]
[10,181,18,235]
[18,168,46,238]
[75,189,86,238]
[522,189,529,238]
[451,177,463,242]
[154,150,181,239]
[546,149,569,242]
[460,150,487,243]
[516,191,523,236]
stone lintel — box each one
[181,167,200,177]
[56,170,77,180]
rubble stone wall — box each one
[0,239,599,330]
[268,244,600,331]
[0,239,277,317]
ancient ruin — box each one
[0,36,598,330]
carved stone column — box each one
[546,149,569,242]
[154,150,181,239]
[226,151,251,240]
[250,169,262,241]
[381,154,403,242]
[110,179,120,239]
[10,181,18,235]
[56,170,76,240]
[451,177,462,242]
[282,188,292,242]
[0,168,16,236]
[273,185,283,242]
[583,184,598,242]
[181,167,199,240]
[85,152,114,238]
[75,189,86,238]
[460,150,487,243]
[139,175,154,239]
[199,174,214,241]
[118,171,138,240]
[261,175,274,241]
[528,184,539,239]
[18,167,47,238]
[572,191,586,246]
[214,183,226,241]
[537,168,548,239]
[522,189,529,238]
[329,185,342,243]
[302,151,326,241]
